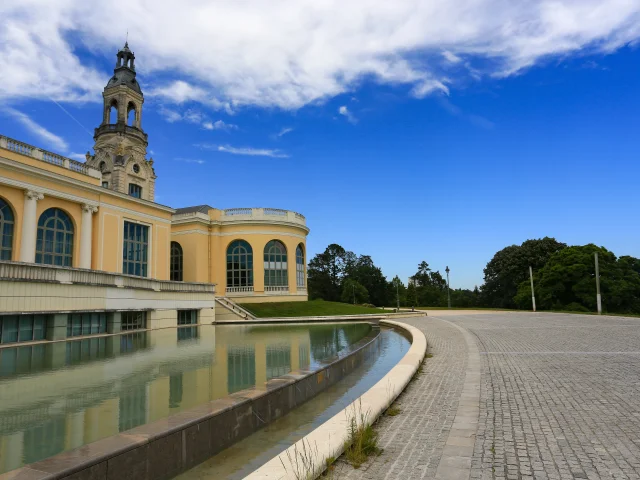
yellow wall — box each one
[1,149,172,279]
[171,218,308,297]
[1,144,308,292]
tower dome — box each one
[86,41,157,202]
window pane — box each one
[2,316,19,343]
[19,316,34,342]
[33,316,46,341]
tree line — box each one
[307,238,640,314]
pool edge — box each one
[244,318,428,480]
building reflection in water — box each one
[0,322,371,473]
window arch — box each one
[127,102,137,127]
[108,100,118,124]
[227,240,253,291]
[264,240,288,288]
[36,208,74,267]
[0,198,15,260]
[170,241,183,281]
[296,244,305,287]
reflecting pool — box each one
[0,322,372,473]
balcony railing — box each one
[0,261,215,294]
[94,123,148,144]
[221,207,307,227]
[265,286,289,293]
[226,286,254,294]
[0,135,101,180]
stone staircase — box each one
[214,296,257,321]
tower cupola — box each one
[86,41,157,202]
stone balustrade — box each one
[221,207,307,226]
[0,260,215,294]
[0,134,102,180]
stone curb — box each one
[433,317,481,480]
[244,319,428,480]
[216,312,427,324]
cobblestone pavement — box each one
[339,312,640,480]
[338,315,471,479]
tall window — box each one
[122,311,146,331]
[264,240,288,287]
[177,310,197,325]
[0,315,47,344]
[296,244,305,287]
[123,221,148,277]
[129,184,142,198]
[36,208,74,267]
[170,241,183,281]
[226,240,253,289]
[0,198,14,260]
[66,313,107,337]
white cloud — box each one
[175,157,205,164]
[437,96,495,129]
[3,107,68,151]
[158,106,183,123]
[0,1,639,109]
[158,107,237,130]
[338,105,357,124]
[68,152,88,160]
[197,143,289,158]
[442,51,462,64]
[275,127,294,138]
[202,120,238,131]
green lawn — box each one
[239,300,391,318]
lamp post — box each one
[595,253,602,315]
[529,266,536,312]
[353,284,356,305]
[445,266,451,309]
[396,280,400,311]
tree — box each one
[481,237,567,309]
[406,282,418,307]
[307,244,350,301]
[514,245,640,314]
[341,278,369,304]
[389,276,407,307]
[344,255,390,306]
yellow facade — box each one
[172,209,309,302]
[0,147,173,278]
[0,41,309,355]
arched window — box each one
[226,240,253,292]
[296,244,305,287]
[108,101,118,124]
[0,198,15,260]
[36,208,74,267]
[264,240,288,289]
[170,241,183,281]
[127,103,136,127]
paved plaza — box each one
[338,312,640,480]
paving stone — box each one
[339,313,640,480]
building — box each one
[0,42,309,346]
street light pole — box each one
[396,281,400,311]
[529,266,536,312]
[595,252,602,315]
[445,266,451,309]
[353,284,356,305]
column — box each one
[19,190,44,262]
[80,204,98,269]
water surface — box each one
[0,322,372,473]
[178,326,410,480]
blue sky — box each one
[1,1,639,289]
